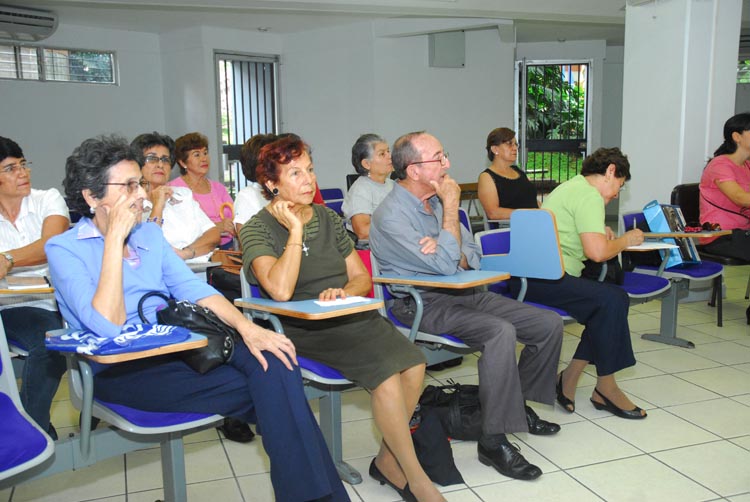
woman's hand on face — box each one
[239,321,298,371]
[318,287,347,301]
[150,185,173,210]
[106,192,141,241]
[268,200,303,232]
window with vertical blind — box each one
[0,44,116,84]
[216,52,279,195]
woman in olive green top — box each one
[240,135,444,502]
[510,147,647,420]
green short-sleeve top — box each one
[542,174,605,277]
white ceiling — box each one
[14,0,750,44]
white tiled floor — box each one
[4,266,750,501]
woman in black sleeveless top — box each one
[478,128,539,221]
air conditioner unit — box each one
[0,5,58,42]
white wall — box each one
[602,46,624,149]
[1,23,165,191]
[160,26,283,180]
[281,23,516,191]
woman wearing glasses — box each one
[477,128,539,222]
[0,136,69,439]
[168,132,235,249]
[511,147,647,420]
[45,135,348,502]
[132,132,219,260]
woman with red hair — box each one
[240,135,444,502]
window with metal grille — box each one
[216,52,279,196]
[0,44,115,84]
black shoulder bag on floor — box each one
[137,291,237,374]
[418,380,482,441]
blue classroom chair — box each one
[0,319,54,484]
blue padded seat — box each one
[0,394,49,473]
[621,272,671,298]
[298,356,346,381]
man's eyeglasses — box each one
[0,161,31,175]
[104,179,150,194]
[144,154,171,166]
[409,152,449,167]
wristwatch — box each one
[2,252,14,270]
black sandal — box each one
[590,388,646,420]
[556,371,575,413]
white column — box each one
[619,0,742,215]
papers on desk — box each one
[314,296,370,307]
[626,242,679,251]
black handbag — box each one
[137,291,236,374]
[418,380,482,441]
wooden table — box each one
[235,296,383,320]
[372,269,510,288]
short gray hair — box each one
[351,133,386,176]
[391,131,425,180]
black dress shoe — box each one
[218,417,255,443]
[525,405,560,435]
[368,458,416,502]
[478,440,542,480]
[590,388,646,420]
[556,371,575,413]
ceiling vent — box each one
[0,5,58,42]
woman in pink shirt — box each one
[699,113,750,261]
[169,133,235,249]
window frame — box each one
[0,43,118,85]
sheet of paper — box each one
[314,296,370,307]
[626,242,679,251]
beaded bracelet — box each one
[146,217,164,225]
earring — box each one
[272,188,279,196]
[89,206,95,214]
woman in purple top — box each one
[168,132,235,249]
[45,135,348,502]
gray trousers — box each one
[392,288,563,435]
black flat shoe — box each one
[525,405,560,435]
[478,439,542,480]
[745,304,750,325]
[218,417,256,443]
[590,388,646,420]
[368,458,416,502]
[556,372,575,413]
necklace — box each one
[301,224,309,256]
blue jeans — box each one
[2,307,66,435]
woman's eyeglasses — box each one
[0,161,31,175]
[104,179,150,194]
[143,154,171,166]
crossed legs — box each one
[370,363,445,502]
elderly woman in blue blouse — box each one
[342,134,394,242]
[44,135,348,502]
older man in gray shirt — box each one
[370,131,563,481]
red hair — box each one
[256,135,309,200]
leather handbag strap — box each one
[137,291,171,323]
